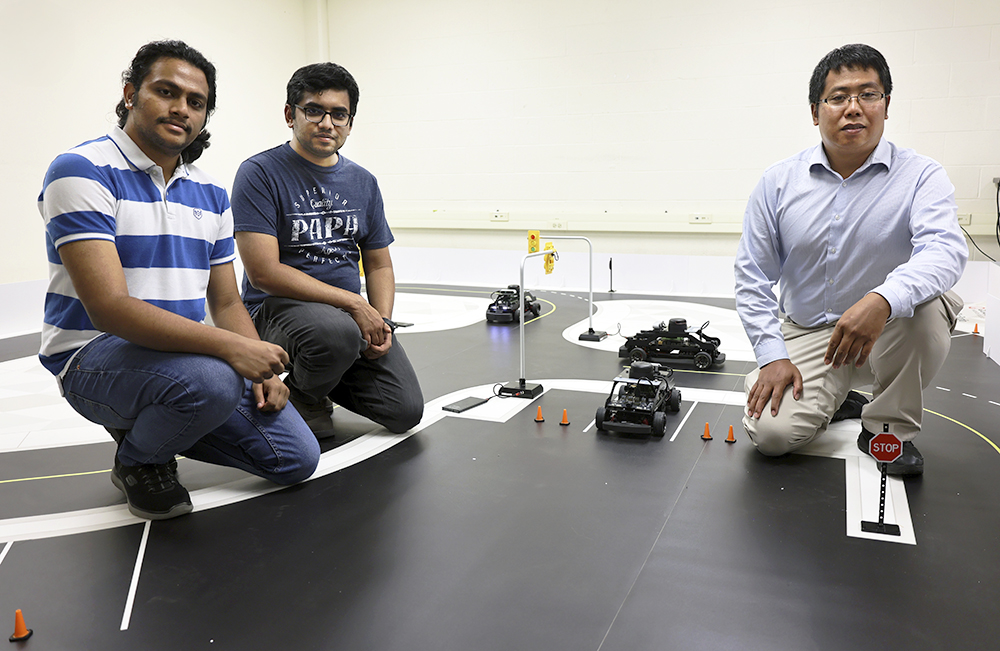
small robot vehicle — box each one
[618,318,725,370]
[595,360,682,438]
[486,284,542,323]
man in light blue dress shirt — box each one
[735,44,967,476]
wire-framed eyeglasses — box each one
[820,92,886,108]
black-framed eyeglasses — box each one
[295,105,353,126]
[820,92,886,108]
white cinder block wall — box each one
[1,0,998,338]
[331,0,1000,292]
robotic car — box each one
[486,285,542,323]
[618,318,725,370]
[595,360,682,438]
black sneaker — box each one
[111,457,193,519]
[857,427,924,476]
[832,391,869,422]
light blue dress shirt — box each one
[735,138,968,368]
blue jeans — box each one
[60,334,320,484]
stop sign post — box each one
[861,425,902,536]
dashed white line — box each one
[990,401,1000,408]
[963,393,978,399]
[936,387,951,392]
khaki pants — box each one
[743,291,962,456]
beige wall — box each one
[0,0,314,284]
[2,0,999,291]
[331,0,1000,258]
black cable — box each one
[962,224,996,262]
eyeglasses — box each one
[295,105,352,126]
[820,92,886,108]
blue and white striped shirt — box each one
[37,127,235,376]
[735,139,968,368]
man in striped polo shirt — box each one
[38,40,320,520]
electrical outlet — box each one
[957,214,972,226]
[549,220,567,230]
[490,212,509,222]
[689,214,712,224]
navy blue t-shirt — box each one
[232,143,393,314]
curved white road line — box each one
[0,380,914,546]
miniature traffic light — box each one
[528,230,540,253]
[543,242,556,274]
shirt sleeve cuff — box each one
[754,338,790,369]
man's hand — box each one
[224,339,289,383]
[825,293,891,369]
[348,298,388,348]
[747,358,803,418]
[362,324,393,360]
[253,375,289,412]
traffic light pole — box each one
[497,250,553,398]
[544,235,607,341]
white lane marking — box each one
[936,386,951,391]
[963,393,978,399]
[0,380,913,547]
[844,457,915,545]
[0,541,11,567]
[990,401,1000,407]
[798,422,915,545]
[669,401,699,442]
[583,419,596,433]
[120,520,150,630]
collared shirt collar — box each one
[108,126,190,181]
[809,137,891,178]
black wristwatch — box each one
[383,317,398,333]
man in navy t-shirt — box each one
[232,62,423,436]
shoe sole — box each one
[111,471,193,520]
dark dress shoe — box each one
[857,427,924,476]
[833,390,869,422]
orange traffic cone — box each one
[725,425,736,444]
[9,609,32,642]
[534,406,545,422]
[702,422,712,440]
[973,323,979,335]
[559,409,570,426]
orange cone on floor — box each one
[726,425,736,444]
[560,409,570,426]
[973,323,979,335]
[534,406,545,422]
[702,422,712,440]
[9,609,32,642]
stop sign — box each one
[869,432,902,463]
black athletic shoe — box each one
[857,427,924,476]
[111,457,193,520]
[832,391,869,422]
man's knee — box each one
[379,393,424,434]
[744,411,825,457]
[271,444,320,485]
[176,358,245,427]
[745,417,795,456]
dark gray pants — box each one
[252,297,423,434]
